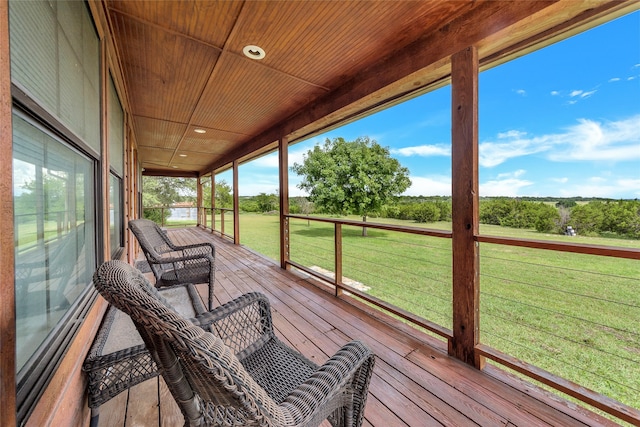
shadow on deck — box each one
[95,226,617,427]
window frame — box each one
[109,171,124,259]
[12,104,101,423]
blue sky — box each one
[231,11,640,199]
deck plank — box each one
[96,227,617,427]
[124,378,159,426]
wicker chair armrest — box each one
[83,344,149,371]
[174,242,215,254]
[149,251,214,265]
[280,340,375,426]
[191,292,273,353]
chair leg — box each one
[89,406,100,427]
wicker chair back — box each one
[129,218,216,310]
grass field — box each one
[236,212,639,417]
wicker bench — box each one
[83,282,207,426]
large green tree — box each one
[292,136,411,235]
[142,176,197,223]
[200,179,233,209]
[142,176,196,207]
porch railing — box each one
[140,207,639,424]
[284,214,454,340]
[282,213,640,425]
[197,207,234,240]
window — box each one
[9,0,100,154]
[13,113,97,417]
[108,74,124,176]
[109,75,124,256]
[110,174,123,256]
[9,0,100,421]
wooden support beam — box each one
[196,176,202,226]
[210,174,215,233]
[232,160,239,245]
[0,0,16,424]
[278,137,289,269]
[450,46,482,368]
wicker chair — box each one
[83,282,207,427]
[93,260,376,427]
[129,218,215,310]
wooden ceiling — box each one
[103,0,637,176]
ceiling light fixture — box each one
[194,128,206,134]
[243,45,266,60]
[179,154,187,157]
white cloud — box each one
[550,90,560,96]
[497,130,526,139]
[609,77,621,82]
[479,115,640,167]
[402,175,451,196]
[392,144,450,157]
[617,179,640,196]
[515,89,526,96]
[564,88,597,102]
[547,116,640,162]
[628,76,637,81]
[555,177,640,198]
[479,131,548,167]
[588,176,607,183]
[247,146,311,169]
[551,177,569,184]
[249,152,279,168]
[502,169,526,178]
[238,174,279,196]
[480,171,534,197]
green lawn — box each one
[237,213,639,416]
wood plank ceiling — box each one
[104,0,636,176]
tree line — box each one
[238,194,640,239]
[141,136,639,239]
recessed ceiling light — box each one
[194,128,206,134]
[172,165,178,168]
[179,154,187,157]
[243,45,266,60]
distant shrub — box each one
[143,207,169,224]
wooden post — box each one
[0,1,16,424]
[196,176,202,226]
[232,160,240,244]
[450,46,482,368]
[278,137,290,269]
[210,174,215,232]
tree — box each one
[142,176,195,207]
[291,136,411,235]
[214,180,233,209]
[569,202,605,235]
[255,192,278,212]
[142,176,197,223]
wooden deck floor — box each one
[95,226,618,427]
